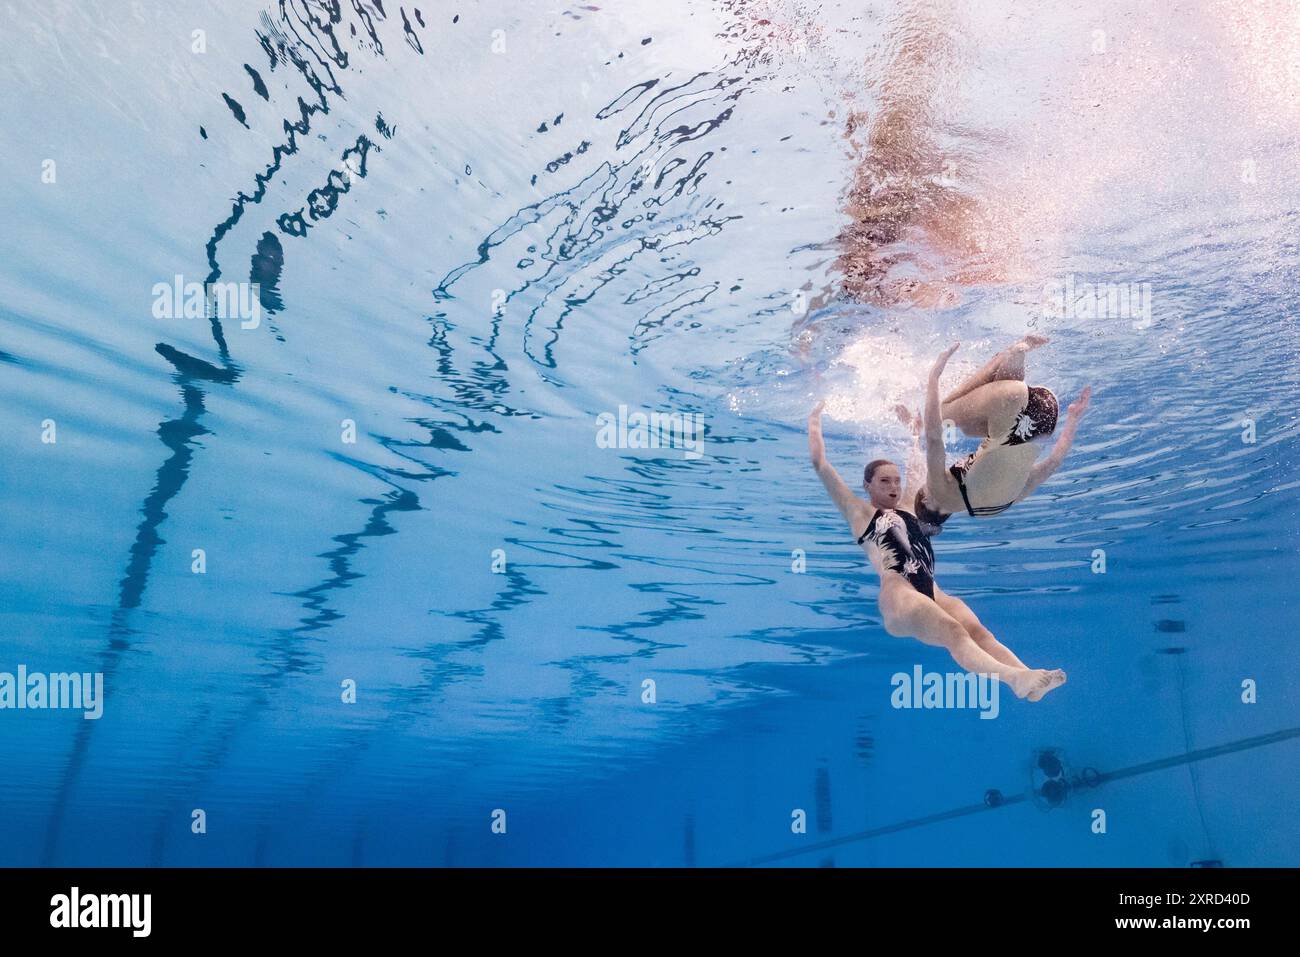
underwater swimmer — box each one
[901,337,1092,534]
[808,399,1066,701]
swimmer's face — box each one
[865,462,902,508]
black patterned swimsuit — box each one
[856,508,937,600]
[947,385,1061,517]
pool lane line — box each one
[735,724,1300,867]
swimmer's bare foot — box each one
[1009,668,1067,701]
[1012,334,1050,352]
[1027,668,1066,701]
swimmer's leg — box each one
[932,584,1029,669]
[881,582,1064,700]
[941,335,1049,404]
[941,379,1028,439]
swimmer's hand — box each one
[893,403,922,435]
[929,342,960,382]
[1068,385,1092,421]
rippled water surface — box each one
[1,0,1297,866]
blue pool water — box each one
[1,0,1297,866]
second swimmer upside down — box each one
[907,335,1091,533]
[808,398,1067,702]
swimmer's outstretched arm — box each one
[924,343,961,485]
[1017,386,1092,500]
[895,406,925,512]
[808,401,870,528]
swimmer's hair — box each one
[863,458,894,487]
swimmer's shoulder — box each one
[849,498,878,539]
